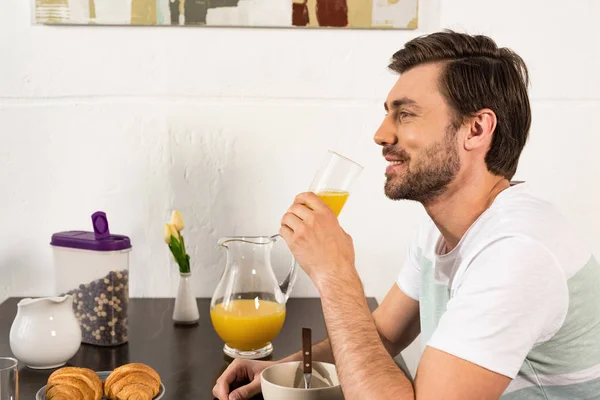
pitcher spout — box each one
[17,295,72,308]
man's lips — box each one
[383,148,410,175]
[384,155,403,162]
[386,160,407,175]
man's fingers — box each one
[287,202,314,222]
[280,224,294,241]
[213,375,233,400]
[212,380,230,400]
[281,211,303,233]
[228,379,261,400]
[294,192,326,211]
[213,361,247,400]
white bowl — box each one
[261,361,344,400]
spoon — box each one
[303,327,312,389]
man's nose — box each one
[374,117,398,146]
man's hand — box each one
[212,359,275,400]
[280,192,356,288]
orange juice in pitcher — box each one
[210,236,296,359]
[210,299,286,351]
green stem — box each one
[169,234,191,274]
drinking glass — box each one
[308,150,364,216]
[0,357,18,400]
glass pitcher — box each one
[210,235,297,359]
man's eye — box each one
[397,111,413,121]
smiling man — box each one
[213,31,600,400]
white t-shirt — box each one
[397,182,600,398]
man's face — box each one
[374,63,461,204]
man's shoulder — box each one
[463,185,591,278]
[488,182,564,223]
[468,183,575,245]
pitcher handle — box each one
[270,234,298,302]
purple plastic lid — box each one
[50,211,132,251]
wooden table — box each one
[0,297,409,399]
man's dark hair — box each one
[389,30,531,180]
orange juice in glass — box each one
[310,151,363,216]
[317,190,349,217]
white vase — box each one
[173,272,199,324]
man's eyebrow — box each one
[384,97,419,112]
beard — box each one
[384,125,460,204]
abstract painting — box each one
[34,0,418,29]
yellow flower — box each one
[163,224,180,244]
[170,210,185,232]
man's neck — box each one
[424,175,511,253]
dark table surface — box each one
[0,297,408,399]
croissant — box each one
[46,367,103,400]
[104,363,161,400]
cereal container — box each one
[51,211,132,346]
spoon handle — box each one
[302,328,312,374]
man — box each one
[213,31,600,400]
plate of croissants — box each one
[36,362,165,400]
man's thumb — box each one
[229,381,260,400]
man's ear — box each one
[464,109,497,151]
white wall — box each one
[2,0,599,376]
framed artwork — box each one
[34,0,418,29]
